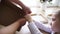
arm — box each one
[25,14,42,34]
[34,20,52,33]
[0,18,26,34]
[28,22,43,34]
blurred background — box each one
[16,0,60,34]
[0,0,60,34]
[18,0,60,23]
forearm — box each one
[9,0,27,9]
[34,21,52,33]
[28,22,42,34]
[0,18,26,34]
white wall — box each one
[52,0,60,6]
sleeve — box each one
[28,22,43,34]
[34,21,52,33]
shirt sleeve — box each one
[34,21,52,33]
[28,22,43,34]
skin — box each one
[51,11,60,33]
[0,0,31,34]
[0,18,26,34]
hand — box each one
[19,18,26,26]
[23,7,32,15]
[0,18,26,34]
[15,18,26,26]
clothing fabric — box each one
[28,21,54,34]
[28,21,43,34]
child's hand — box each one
[22,7,32,23]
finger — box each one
[16,18,26,24]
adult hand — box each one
[0,18,26,34]
[16,18,26,26]
[23,7,32,15]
